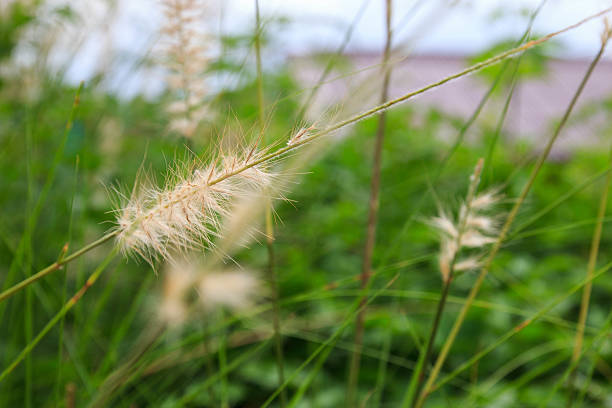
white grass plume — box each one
[160,0,212,139]
[158,261,194,325]
[113,142,281,264]
[157,257,263,325]
[431,159,501,283]
[198,269,263,311]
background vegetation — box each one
[1,1,612,407]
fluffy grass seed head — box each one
[160,0,213,138]
[198,269,263,311]
[431,160,501,283]
[158,260,194,325]
[158,258,263,325]
[113,143,280,265]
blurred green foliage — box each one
[0,2,36,61]
[1,5,612,408]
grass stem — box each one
[0,250,117,383]
[406,159,484,407]
[346,1,393,406]
[254,1,287,405]
[566,141,612,406]
[0,231,117,304]
[415,29,610,408]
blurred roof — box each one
[291,53,612,156]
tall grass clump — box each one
[414,19,611,408]
[2,4,612,406]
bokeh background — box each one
[2,0,612,407]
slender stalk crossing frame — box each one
[0,250,118,383]
[415,27,610,408]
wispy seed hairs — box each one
[431,159,501,283]
[114,144,278,264]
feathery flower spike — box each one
[114,145,279,264]
[431,159,501,283]
[160,0,212,138]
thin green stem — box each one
[202,320,218,405]
[406,159,484,407]
[287,339,335,408]
[24,107,34,408]
[254,0,265,129]
[255,1,287,405]
[510,166,611,238]
[404,279,451,407]
[566,142,612,406]
[372,318,393,408]
[0,231,117,304]
[295,0,369,121]
[93,273,153,378]
[469,340,567,403]
[266,206,287,405]
[575,311,612,406]
[441,0,545,174]
[429,259,612,395]
[209,6,611,198]
[540,306,612,407]
[55,155,79,406]
[0,82,83,323]
[88,324,166,408]
[177,341,271,407]
[218,311,229,408]
[262,274,399,408]
[0,250,117,383]
[416,30,609,408]
[484,53,523,184]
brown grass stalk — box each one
[346,1,393,406]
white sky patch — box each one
[16,0,611,97]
